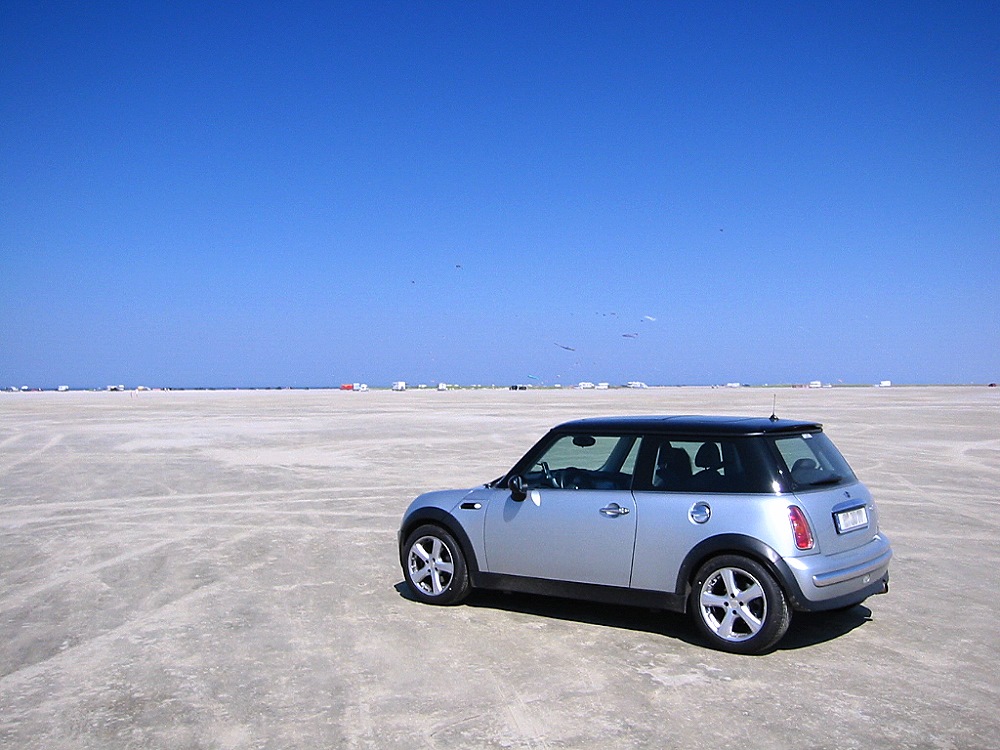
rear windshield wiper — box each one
[807,474,843,486]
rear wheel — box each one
[403,525,470,605]
[690,554,790,654]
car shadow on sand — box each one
[394,581,873,652]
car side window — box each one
[522,434,637,490]
[634,436,773,493]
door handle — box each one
[599,503,630,517]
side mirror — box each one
[508,475,527,502]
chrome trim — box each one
[688,501,712,524]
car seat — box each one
[654,445,692,490]
[689,442,724,491]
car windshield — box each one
[770,432,856,489]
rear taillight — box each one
[788,506,815,550]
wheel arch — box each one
[399,507,482,582]
[676,534,808,610]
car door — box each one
[483,433,638,587]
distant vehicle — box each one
[392,381,406,392]
[399,415,892,654]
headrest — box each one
[695,442,722,470]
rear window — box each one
[769,432,856,490]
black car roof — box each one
[552,415,823,436]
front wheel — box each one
[689,554,791,654]
[402,525,470,605]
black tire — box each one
[689,554,791,655]
[402,524,470,605]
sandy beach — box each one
[2,385,998,749]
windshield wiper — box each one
[807,474,843,486]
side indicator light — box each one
[788,506,815,550]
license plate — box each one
[834,506,868,533]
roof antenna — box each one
[769,394,778,422]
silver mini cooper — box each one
[398,415,891,654]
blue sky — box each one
[2,1,997,388]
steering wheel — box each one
[562,467,583,489]
[540,461,560,488]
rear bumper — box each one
[782,533,892,611]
